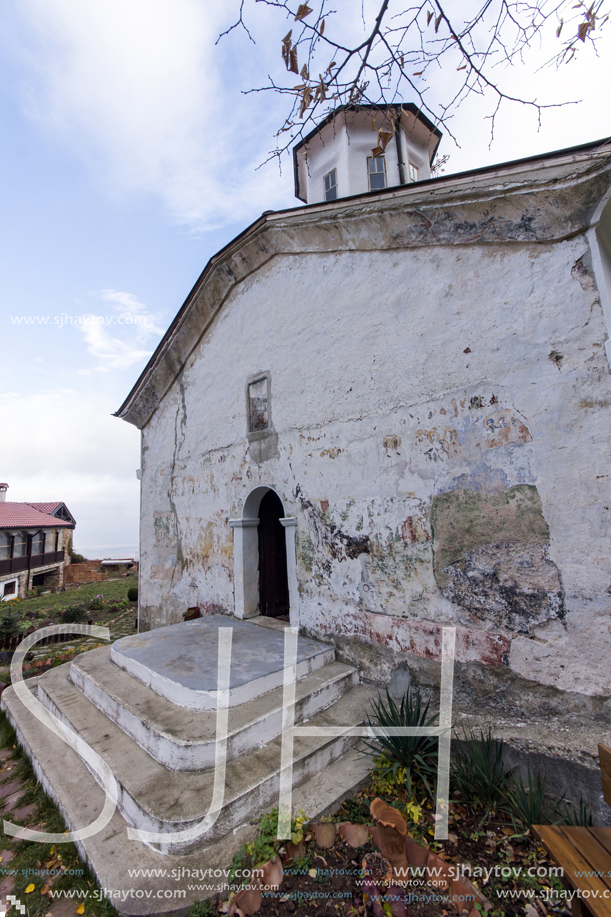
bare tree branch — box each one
[219,0,607,160]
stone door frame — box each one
[229,486,299,625]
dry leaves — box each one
[309,821,336,848]
[294,3,313,21]
[299,85,313,116]
[281,31,299,73]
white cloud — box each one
[0,387,141,554]
[75,289,164,372]
[8,0,294,228]
[8,0,609,232]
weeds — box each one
[188,900,216,917]
[557,796,593,827]
[228,807,309,883]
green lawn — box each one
[5,574,138,618]
[0,576,139,684]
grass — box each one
[3,574,138,618]
[0,576,138,685]
[0,710,117,917]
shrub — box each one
[62,606,89,624]
[364,686,439,798]
[0,610,24,642]
[106,601,129,613]
[451,727,513,816]
[505,768,589,831]
[1,598,21,610]
[127,587,138,602]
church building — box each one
[3,106,611,908]
[117,105,611,723]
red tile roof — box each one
[0,503,74,529]
[26,502,62,515]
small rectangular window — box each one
[367,155,387,191]
[248,377,269,433]
[408,162,418,183]
[3,581,16,596]
[323,169,337,201]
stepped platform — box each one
[2,615,377,914]
[71,646,358,770]
[111,616,334,710]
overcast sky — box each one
[1,0,609,558]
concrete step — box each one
[70,647,359,770]
[37,661,379,854]
[1,674,374,916]
[111,617,335,710]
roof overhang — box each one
[292,103,443,202]
[116,137,611,431]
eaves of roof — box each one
[291,103,444,199]
[115,136,611,430]
[292,102,442,156]
[0,503,75,529]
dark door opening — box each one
[258,490,290,618]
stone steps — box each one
[2,617,380,908]
[70,647,359,770]
[36,658,378,854]
[110,618,335,710]
[2,674,374,916]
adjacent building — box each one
[0,483,76,599]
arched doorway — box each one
[258,490,290,618]
[229,487,298,622]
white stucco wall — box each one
[295,109,433,203]
[137,224,611,711]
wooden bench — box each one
[533,744,611,917]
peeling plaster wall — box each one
[137,204,611,716]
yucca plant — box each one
[451,727,513,817]
[556,796,593,827]
[364,687,439,798]
[506,769,550,831]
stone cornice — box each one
[115,142,611,431]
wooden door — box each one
[258,490,290,618]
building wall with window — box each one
[0,503,74,599]
[293,105,440,205]
[120,139,611,724]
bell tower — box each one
[293,103,442,204]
